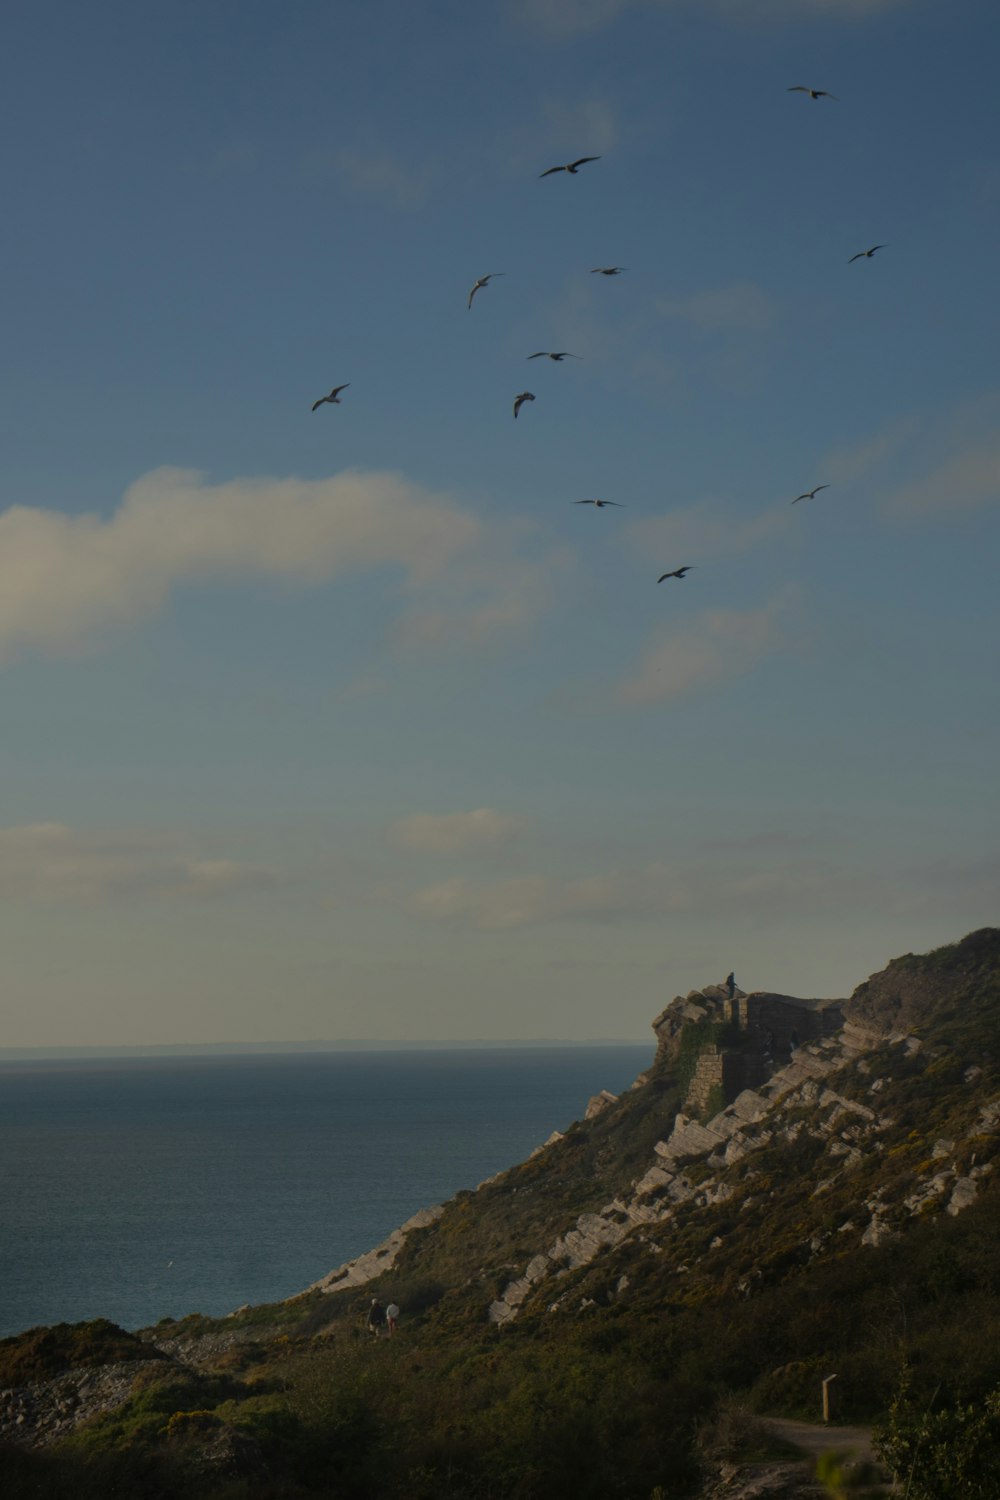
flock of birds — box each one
[310,88,878,587]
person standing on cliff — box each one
[726,972,736,999]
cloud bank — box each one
[0,823,277,903]
[391,809,529,856]
[405,849,998,931]
[617,590,795,706]
[820,390,1000,522]
[406,859,878,930]
[657,283,777,334]
[0,467,557,665]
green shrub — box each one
[875,1375,1000,1498]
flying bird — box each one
[513,391,535,419]
[527,351,580,361]
[787,86,839,101]
[539,156,601,178]
[574,498,623,508]
[792,485,829,503]
[657,567,694,581]
[849,244,885,262]
[591,266,626,275]
[311,384,349,411]
[468,273,504,309]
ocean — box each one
[0,1046,651,1340]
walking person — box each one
[386,1301,399,1336]
[366,1297,386,1338]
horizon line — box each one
[0,1036,653,1061]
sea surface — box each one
[0,1046,651,1339]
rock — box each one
[947,1177,980,1216]
[309,1204,445,1294]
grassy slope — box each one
[3,930,999,1499]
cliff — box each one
[2,929,999,1500]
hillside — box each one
[2,929,999,1499]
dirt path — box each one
[762,1416,877,1464]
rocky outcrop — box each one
[0,1359,168,1448]
[487,1002,999,1324]
[845,927,1000,1037]
[308,1204,445,1295]
[652,978,845,1118]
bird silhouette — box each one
[792,485,829,503]
[527,351,580,361]
[311,384,349,411]
[849,245,885,262]
[658,567,694,581]
[574,499,623,508]
[513,391,535,419]
[787,86,838,100]
[468,273,504,309]
[539,156,601,178]
[591,266,627,275]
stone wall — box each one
[654,980,847,1117]
[687,1049,724,1114]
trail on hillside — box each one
[762,1416,876,1463]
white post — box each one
[822,1373,839,1423]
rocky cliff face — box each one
[302,932,998,1334]
[486,999,995,1323]
[2,929,997,1470]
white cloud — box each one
[820,418,917,489]
[616,590,795,706]
[325,145,436,210]
[657,283,777,334]
[624,498,790,567]
[409,873,632,929]
[819,391,1000,521]
[0,823,277,903]
[884,436,1000,521]
[405,840,995,933]
[407,856,887,930]
[510,0,631,39]
[0,467,560,665]
[393,542,572,654]
[391,809,530,856]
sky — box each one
[0,0,998,1048]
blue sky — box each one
[1,0,997,1047]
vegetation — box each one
[1,930,998,1498]
[875,1374,1000,1499]
[0,1319,165,1388]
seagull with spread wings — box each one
[468,273,504,309]
[527,351,580,362]
[539,156,601,178]
[591,266,626,275]
[787,86,838,100]
[311,384,349,411]
[658,566,694,581]
[574,499,623,509]
[849,245,885,262]
[513,391,535,419]
[792,485,829,504]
